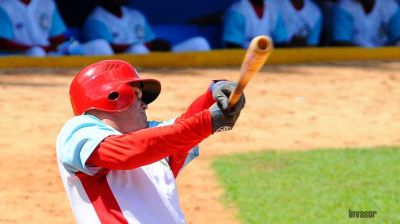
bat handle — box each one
[228,84,245,109]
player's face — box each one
[117,85,148,133]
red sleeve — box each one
[86,110,212,170]
[168,86,215,177]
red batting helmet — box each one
[69,59,161,115]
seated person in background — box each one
[0,0,113,57]
[277,0,322,47]
[222,0,289,48]
[83,0,211,54]
[314,0,337,46]
[331,0,400,47]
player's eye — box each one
[134,88,143,100]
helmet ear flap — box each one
[107,83,136,112]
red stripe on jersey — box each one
[76,172,128,224]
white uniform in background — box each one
[332,0,400,47]
[84,6,210,54]
[0,0,112,56]
[277,0,322,46]
[223,0,288,48]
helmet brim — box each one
[130,78,161,105]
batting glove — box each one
[209,92,245,133]
[211,80,238,111]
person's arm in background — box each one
[330,4,355,46]
[222,10,246,48]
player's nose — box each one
[140,100,148,110]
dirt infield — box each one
[0,61,399,223]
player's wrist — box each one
[209,93,245,133]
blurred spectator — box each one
[331,0,400,47]
[314,0,337,46]
[277,0,322,47]
[83,0,211,54]
[0,0,112,57]
[222,0,289,48]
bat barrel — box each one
[253,36,273,54]
[227,35,274,109]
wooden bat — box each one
[228,35,274,108]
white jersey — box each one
[334,0,400,47]
[56,115,188,224]
[85,6,153,45]
[84,6,210,53]
[223,0,287,47]
[0,0,58,46]
[278,0,322,45]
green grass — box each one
[212,147,400,224]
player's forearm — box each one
[86,110,212,170]
[111,44,131,53]
[0,38,32,51]
[48,34,67,51]
[167,85,214,177]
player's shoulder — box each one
[306,0,321,11]
[30,0,57,9]
[304,0,322,16]
[66,114,102,125]
[228,0,249,12]
[0,0,16,6]
[122,6,146,19]
[87,6,108,19]
[57,115,119,150]
[59,115,108,136]
[40,0,57,5]
[336,0,356,9]
[377,0,399,12]
[0,0,18,10]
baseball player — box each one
[56,59,245,223]
[0,0,113,56]
[277,0,322,46]
[331,0,400,47]
[82,0,211,54]
[222,0,289,48]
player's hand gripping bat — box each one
[228,35,274,108]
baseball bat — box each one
[228,35,274,108]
